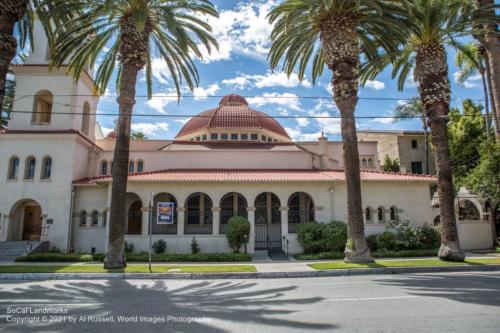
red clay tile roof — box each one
[74,169,436,185]
[176,94,290,139]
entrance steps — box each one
[269,249,290,261]
[0,241,39,262]
[251,250,272,262]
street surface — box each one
[1,271,499,332]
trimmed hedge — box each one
[297,221,347,254]
[295,248,439,260]
[16,252,251,263]
[16,253,103,262]
[126,252,251,262]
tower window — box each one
[221,133,228,140]
[231,133,238,140]
[25,157,36,179]
[81,102,91,135]
[32,90,53,123]
[41,157,52,179]
[251,134,258,140]
[411,139,418,149]
[210,133,218,140]
[137,160,144,173]
[129,161,134,173]
[8,156,19,179]
[241,134,248,140]
[101,161,108,175]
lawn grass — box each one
[0,264,256,274]
[309,257,500,270]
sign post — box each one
[148,192,153,272]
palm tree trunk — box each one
[416,43,464,262]
[484,51,500,138]
[480,70,491,137]
[0,0,25,127]
[320,17,372,263]
[103,62,138,269]
[478,0,500,139]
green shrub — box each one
[297,221,347,254]
[191,237,201,254]
[16,253,100,262]
[376,231,398,251]
[366,234,378,251]
[225,216,251,253]
[419,225,441,249]
[152,239,166,254]
[124,241,134,254]
[294,248,438,260]
[126,252,251,262]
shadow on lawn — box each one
[376,272,500,307]
[0,279,334,333]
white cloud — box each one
[296,117,310,127]
[197,1,277,63]
[149,58,171,85]
[371,117,394,124]
[131,122,169,136]
[175,119,190,125]
[223,71,311,90]
[247,92,301,111]
[146,94,176,114]
[454,71,481,88]
[193,84,220,100]
[101,127,113,136]
[364,80,385,90]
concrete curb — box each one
[0,264,499,281]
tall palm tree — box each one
[267,0,407,263]
[392,97,430,174]
[476,0,500,140]
[1,66,15,128]
[49,0,218,269]
[362,0,498,261]
[455,42,495,137]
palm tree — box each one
[1,66,15,128]
[131,131,147,140]
[362,0,498,261]
[475,0,500,139]
[392,97,430,174]
[49,0,218,269]
[455,42,495,137]
[267,0,407,263]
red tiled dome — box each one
[106,130,117,139]
[176,94,290,139]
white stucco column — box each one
[247,207,255,253]
[212,207,220,235]
[40,214,48,242]
[0,214,6,241]
[280,206,289,235]
[141,207,150,235]
[177,207,185,235]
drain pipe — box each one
[66,186,75,253]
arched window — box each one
[152,193,177,234]
[288,192,315,233]
[101,160,108,175]
[458,200,481,220]
[368,158,374,167]
[81,101,91,134]
[32,90,53,123]
[128,160,134,173]
[137,160,144,173]
[91,210,99,226]
[365,207,372,223]
[41,156,52,179]
[255,192,281,225]
[378,207,385,223]
[8,156,19,179]
[362,158,367,167]
[220,192,247,233]
[25,157,36,179]
[185,192,213,234]
[390,207,397,221]
[433,215,440,227]
[79,211,87,227]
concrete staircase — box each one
[0,241,39,262]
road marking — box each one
[324,295,421,302]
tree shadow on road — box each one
[375,272,500,307]
[0,279,335,333]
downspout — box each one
[67,186,75,253]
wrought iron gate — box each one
[255,223,282,250]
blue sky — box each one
[96,0,486,140]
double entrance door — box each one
[22,206,42,241]
[255,221,282,250]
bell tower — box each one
[7,19,100,141]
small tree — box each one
[225,217,250,253]
[382,155,400,172]
[152,239,166,254]
[191,237,201,254]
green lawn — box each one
[0,264,256,274]
[309,257,500,270]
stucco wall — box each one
[457,221,493,251]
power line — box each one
[13,93,487,102]
[6,109,491,119]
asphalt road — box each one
[0,271,499,333]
